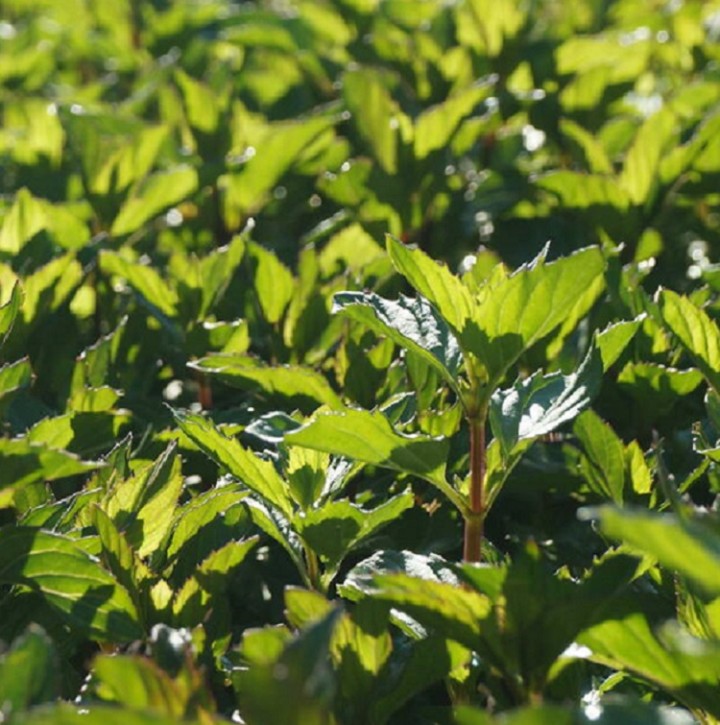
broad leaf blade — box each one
[0,527,141,641]
[333,291,462,388]
[658,289,720,393]
[295,491,414,575]
[584,506,720,596]
[285,408,457,507]
[190,355,342,410]
[468,246,605,386]
[0,283,23,347]
[574,411,625,503]
[490,342,603,460]
[174,410,292,517]
[386,235,474,335]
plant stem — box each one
[305,546,321,592]
[463,417,486,563]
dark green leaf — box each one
[490,342,603,460]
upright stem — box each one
[463,417,486,563]
[304,545,322,592]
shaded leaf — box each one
[333,290,462,388]
[490,342,603,460]
[0,626,58,711]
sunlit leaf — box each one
[343,70,400,174]
[174,410,292,517]
[190,354,342,410]
[584,506,720,596]
[285,407,457,508]
[0,527,141,641]
[574,411,625,503]
[658,289,720,393]
[111,166,199,236]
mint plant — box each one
[5,0,720,722]
[289,237,618,562]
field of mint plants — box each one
[3,0,720,723]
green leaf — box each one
[295,491,414,578]
[333,290,462,388]
[248,241,295,324]
[244,497,305,573]
[617,363,703,416]
[658,289,720,393]
[0,188,46,254]
[619,109,677,207]
[584,506,720,596]
[99,251,178,319]
[579,610,720,719]
[101,442,180,549]
[22,254,83,323]
[175,69,224,135]
[190,355,342,410]
[457,0,525,56]
[232,607,342,725]
[62,111,168,196]
[174,410,293,517]
[0,438,100,507]
[93,655,187,718]
[197,232,246,318]
[414,85,489,159]
[318,224,385,277]
[0,357,33,404]
[0,283,23,346]
[164,485,249,563]
[283,445,332,509]
[130,450,184,560]
[0,527,141,641]
[360,573,490,651]
[574,411,625,503]
[453,701,695,724]
[467,246,606,387]
[625,442,653,495]
[93,507,147,618]
[173,537,258,625]
[225,116,334,213]
[27,411,129,458]
[12,704,205,725]
[537,171,628,211]
[596,317,645,370]
[386,235,474,336]
[0,626,58,711]
[285,407,459,510]
[343,70,400,174]
[489,342,603,460]
[560,118,613,174]
[111,166,199,236]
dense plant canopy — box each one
[3,0,720,722]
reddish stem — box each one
[463,419,486,563]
